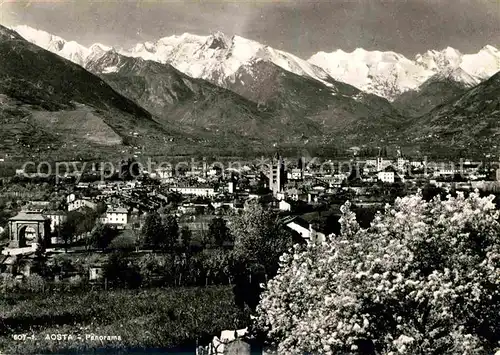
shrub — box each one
[256,192,500,354]
[0,273,17,292]
[21,274,47,293]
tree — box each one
[95,201,107,215]
[207,217,233,247]
[59,219,76,251]
[256,192,500,354]
[89,222,118,250]
[137,253,170,286]
[231,201,293,277]
[162,215,179,252]
[140,211,163,250]
[103,251,141,288]
[180,226,192,251]
[74,208,98,236]
[230,201,294,312]
[31,248,50,279]
[0,225,9,243]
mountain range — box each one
[13,25,500,101]
[3,24,500,159]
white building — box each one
[396,158,409,172]
[433,167,457,178]
[89,265,104,281]
[155,167,173,181]
[284,217,326,243]
[378,171,395,183]
[68,198,97,212]
[279,200,291,212]
[101,207,128,228]
[44,211,67,233]
[287,168,303,180]
[170,186,216,197]
[377,157,391,172]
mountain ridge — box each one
[309,45,500,100]
[0,24,189,160]
[399,71,500,157]
[12,24,500,102]
[83,48,403,149]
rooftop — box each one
[9,211,49,222]
[108,207,128,213]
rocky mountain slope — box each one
[393,69,473,117]
[120,31,339,90]
[0,25,181,160]
[84,49,403,148]
[85,50,318,146]
[401,71,500,157]
[6,24,500,158]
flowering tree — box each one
[256,192,500,354]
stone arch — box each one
[16,223,40,247]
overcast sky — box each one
[1,0,499,59]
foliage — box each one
[231,201,294,277]
[0,274,17,292]
[108,230,137,250]
[161,214,179,251]
[180,226,193,251]
[206,217,233,247]
[103,251,142,289]
[0,225,9,242]
[256,191,500,354]
[58,219,76,250]
[0,286,249,355]
[69,207,98,236]
[89,222,119,250]
[58,208,98,249]
[19,274,46,293]
[140,211,163,249]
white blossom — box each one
[256,193,500,354]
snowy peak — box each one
[10,25,120,68]
[461,46,500,80]
[309,45,500,100]
[415,47,462,72]
[118,30,336,90]
[205,31,231,50]
[10,24,500,102]
[12,25,90,66]
[430,67,480,88]
[309,48,429,98]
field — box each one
[0,286,249,354]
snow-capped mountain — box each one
[11,25,337,90]
[120,31,337,89]
[10,25,500,103]
[309,46,500,100]
[12,25,90,66]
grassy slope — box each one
[0,286,248,354]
